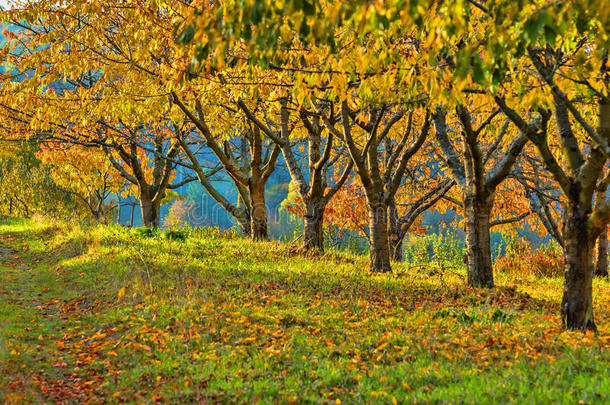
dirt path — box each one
[0,232,106,403]
[0,240,16,263]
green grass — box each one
[0,217,608,404]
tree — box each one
[172,95,281,240]
[433,105,538,287]
[594,174,610,278]
[320,102,430,272]
[0,1,197,227]
[0,141,77,218]
[101,124,193,228]
[36,145,124,222]
[496,61,607,330]
[457,0,610,329]
[321,143,456,261]
[237,97,353,252]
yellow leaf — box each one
[118,287,126,300]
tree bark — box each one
[389,237,403,262]
[116,196,121,224]
[130,203,135,227]
[368,197,392,273]
[236,211,251,238]
[388,200,403,261]
[463,194,494,288]
[140,194,161,228]
[562,207,597,332]
[595,229,609,277]
[249,180,268,241]
[303,199,326,252]
[594,184,609,277]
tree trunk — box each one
[463,194,494,288]
[368,198,392,273]
[130,203,135,227]
[595,229,609,277]
[249,181,268,241]
[594,189,609,277]
[389,236,403,262]
[235,211,251,238]
[303,199,325,252]
[388,200,403,261]
[562,207,596,331]
[116,196,121,224]
[140,196,161,228]
[596,100,610,278]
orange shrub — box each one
[495,239,564,278]
[163,199,194,230]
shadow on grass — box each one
[0,217,560,321]
[14,225,557,318]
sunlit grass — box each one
[0,217,608,404]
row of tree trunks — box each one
[137,179,331,248]
[236,99,354,253]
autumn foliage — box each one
[495,239,564,279]
[1,7,610,405]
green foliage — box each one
[403,232,465,270]
[137,227,190,241]
[189,224,242,241]
[160,190,186,206]
[0,143,78,218]
[136,226,160,238]
[164,229,189,242]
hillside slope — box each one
[1,218,609,404]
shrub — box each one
[403,232,465,270]
[190,225,241,241]
[136,227,160,239]
[163,199,194,230]
[495,239,563,278]
[164,229,189,241]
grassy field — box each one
[0,217,608,404]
